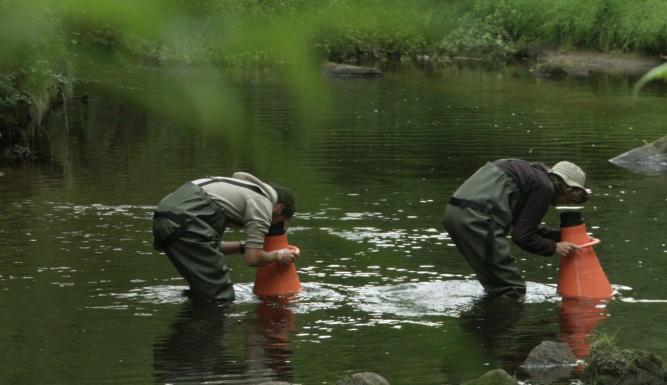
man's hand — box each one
[276,248,300,265]
[245,246,301,267]
[555,241,582,257]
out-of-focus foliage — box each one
[465,0,667,54]
[634,63,667,94]
[3,0,667,160]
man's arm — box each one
[244,247,299,267]
[219,241,299,267]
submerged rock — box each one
[336,372,390,385]
[321,62,383,78]
[609,134,667,174]
[462,369,519,385]
[581,339,665,385]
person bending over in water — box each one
[153,172,299,302]
[443,159,589,298]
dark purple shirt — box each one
[495,159,560,256]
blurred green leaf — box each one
[634,62,667,95]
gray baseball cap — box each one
[550,161,587,191]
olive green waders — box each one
[153,182,234,301]
[442,162,524,297]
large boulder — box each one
[336,372,390,385]
[461,369,519,385]
[321,62,383,78]
[609,134,667,174]
[581,339,665,385]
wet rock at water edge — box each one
[581,339,665,385]
[522,341,577,367]
[461,369,519,385]
[520,341,577,383]
[321,62,383,78]
[531,63,568,78]
[336,372,390,385]
[609,134,667,175]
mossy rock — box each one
[582,339,665,385]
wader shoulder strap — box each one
[196,177,266,198]
[449,196,496,264]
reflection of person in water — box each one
[153,301,296,384]
[458,296,557,370]
[245,300,297,382]
[153,303,241,384]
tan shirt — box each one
[192,172,277,248]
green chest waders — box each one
[443,162,524,297]
[153,182,232,301]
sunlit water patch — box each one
[351,280,561,319]
[321,225,449,253]
[109,279,566,321]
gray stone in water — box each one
[609,134,667,174]
[462,369,519,385]
[582,340,665,385]
[336,372,390,385]
[531,63,568,78]
[520,341,577,384]
[522,341,577,367]
[321,62,383,78]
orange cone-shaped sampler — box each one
[253,224,302,297]
[557,212,613,299]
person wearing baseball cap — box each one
[443,159,589,298]
[152,172,298,303]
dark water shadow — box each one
[153,298,296,384]
[457,295,560,379]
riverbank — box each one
[531,49,662,77]
[2,0,667,162]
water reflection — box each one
[460,295,533,363]
[558,297,609,359]
[153,299,296,384]
[458,295,571,382]
[246,299,297,382]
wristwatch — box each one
[239,240,246,254]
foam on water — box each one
[112,279,564,320]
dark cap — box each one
[269,182,296,218]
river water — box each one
[1,64,667,385]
